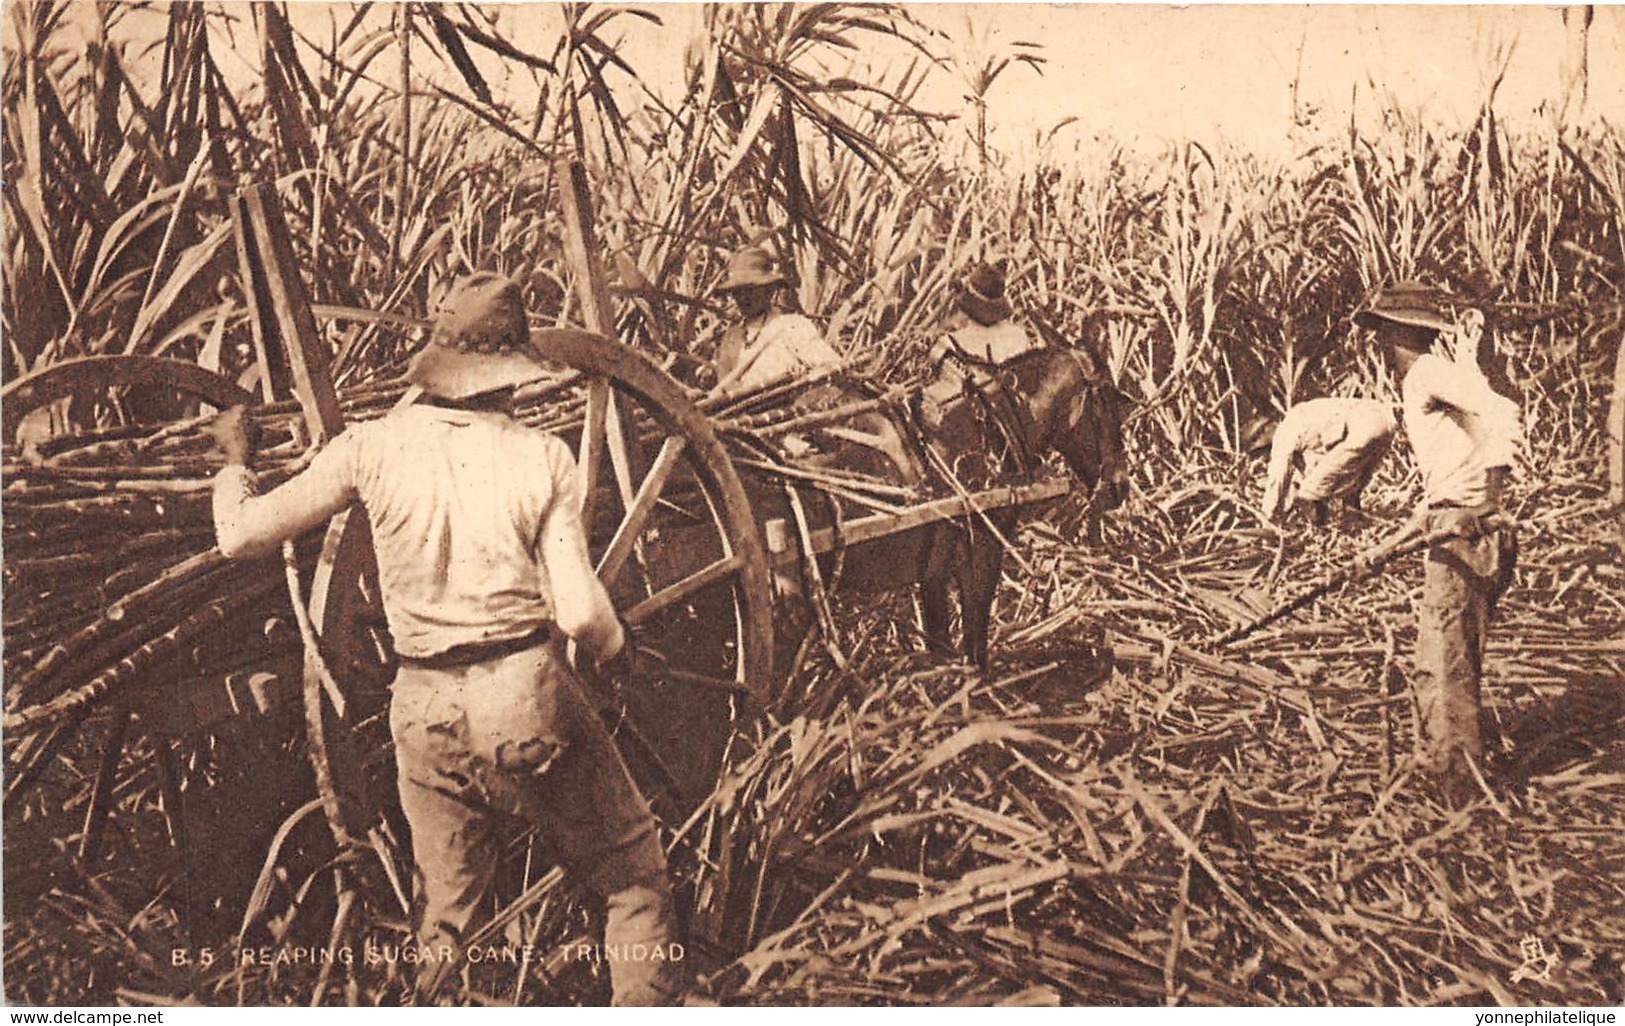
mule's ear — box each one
[1073,314,1113,384]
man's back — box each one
[1263,397,1396,522]
[943,318,1039,367]
[215,404,578,659]
[340,405,575,657]
[918,316,1042,424]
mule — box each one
[757,340,1128,674]
[913,344,1128,668]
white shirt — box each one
[718,312,841,393]
[212,405,620,660]
[935,320,1041,367]
[1262,397,1397,516]
[921,317,1043,411]
[1401,353,1522,508]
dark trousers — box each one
[1415,515,1515,782]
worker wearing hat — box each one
[1261,397,1398,526]
[207,273,681,1004]
[710,246,841,393]
[1356,281,1522,805]
[932,260,1043,372]
[918,260,1044,428]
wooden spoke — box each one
[635,659,756,697]
[624,554,746,627]
[598,435,688,585]
[604,390,639,510]
[577,377,609,519]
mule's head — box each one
[1006,347,1129,510]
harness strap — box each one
[932,329,1003,373]
[962,373,1038,476]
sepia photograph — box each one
[2,0,1623,1009]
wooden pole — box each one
[229,186,377,855]
[555,155,640,510]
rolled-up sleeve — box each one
[212,436,360,559]
[1412,357,1524,469]
[536,438,624,660]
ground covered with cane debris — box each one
[685,452,1625,1006]
[4,441,1622,1008]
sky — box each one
[38,3,1625,160]
[936,4,1625,153]
[601,3,1625,155]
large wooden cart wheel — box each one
[307,328,773,843]
[2,354,254,443]
[530,329,775,816]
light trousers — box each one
[389,641,680,1005]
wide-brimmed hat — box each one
[1353,281,1464,343]
[405,272,547,399]
[959,261,1013,325]
[713,246,788,294]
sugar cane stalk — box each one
[1211,513,1512,647]
[15,550,243,703]
[5,583,282,733]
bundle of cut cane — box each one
[1,365,908,761]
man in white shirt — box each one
[711,246,841,393]
[1356,282,1522,805]
[917,260,1044,430]
[208,273,680,1004]
[1261,397,1397,525]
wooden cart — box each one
[1,183,1077,959]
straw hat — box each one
[713,247,788,294]
[1353,281,1464,345]
[405,272,547,399]
[958,261,1013,325]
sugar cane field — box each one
[3,2,1624,1009]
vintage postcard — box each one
[3,1,1622,1010]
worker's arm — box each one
[209,408,358,560]
[1410,356,1524,468]
[1479,391,1524,471]
[1260,411,1304,523]
[712,344,763,394]
[781,314,842,369]
[536,438,625,664]
[713,322,768,393]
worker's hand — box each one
[588,618,637,691]
[1436,506,1493,541]
[597,641,635,690]
[204,405,254,465]
[666,353,717,392]
[1260,485,1283,525]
